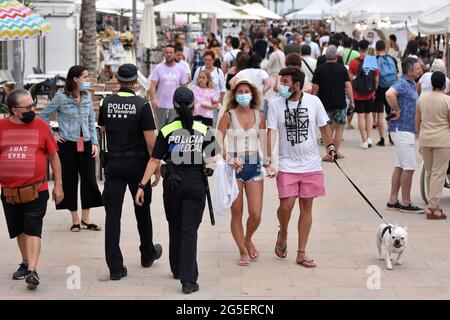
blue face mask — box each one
[79,81,91,92]
[236,93,252,107]
[279,85,293,99]
[305,37,312,43]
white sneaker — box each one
[366,138,373,147]
[360,141,369,149]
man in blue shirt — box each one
[385,57,424,213]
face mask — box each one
[279,85,293,99]
[20,111,36,123]
[79,81,91,91]
[305,37,312,43]
[236,93,252,107]
[198,44,205,50]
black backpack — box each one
[352,57,376,95]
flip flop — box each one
[296,258,317,268]
[238,258,250,266]
[275,230,287,259]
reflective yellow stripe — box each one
[161,121,183,138]
[193,121,208,136]
[117,92,134,97]
[161,120,208,138]
[99,99,104,107]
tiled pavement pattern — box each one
[1,125,450,300]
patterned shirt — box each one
[388,75,419,133]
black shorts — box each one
[354,99,375,114]
[374,87,392,114]
[1,190,49,239]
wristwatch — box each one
[138,183,147,190]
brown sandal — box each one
[296,251,316,268]
[426,208,447,220]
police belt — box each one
[106,151,149,158]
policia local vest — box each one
[157,120,210,166]
[100,89,152,154]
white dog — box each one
[376,223,408,270]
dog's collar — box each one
[382,225,392,238]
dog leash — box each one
[333,159,390,225]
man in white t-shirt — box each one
[266,66,335,268]
[221,37,241,74]
[302,31,320,59]
[175,44,192,82]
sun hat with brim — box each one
[231,77,258,93]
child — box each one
[190,70,218,127]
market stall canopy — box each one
[75,0,145,14]
[208,0,261,20]
[0,0,51,40]
[239,3,282,20]
[341,0,449,22]
[139,0,157,49]
[286,0,332,20]
[418,4,450,35]
[154,0,233,14]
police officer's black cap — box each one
[117,64,138,83]
[173,87,194,108]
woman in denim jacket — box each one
[41,66,103,232]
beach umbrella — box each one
[0,0,51,41]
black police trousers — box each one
[103,157,155,273]
[163,167,206,284]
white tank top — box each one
[227,109,260,154]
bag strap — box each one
[345,49,353,65]
[302,58,314,75]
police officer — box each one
[135,87,219,294]
[98,64,162,280]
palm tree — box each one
[80,0,97,79]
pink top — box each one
[191,85,217,119]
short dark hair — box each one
[359,40,369,51]
[389,34,397,42]
[256,31,265,40]
[247,54,262,69]
[64,65,88,96]
[285,53,302,68]
[375,40,386,51]
[174,43,183,52]
[6,88,30,115]
[343,37,353,48]
[301,44,311,56]
[279,66,305,89]
[401,57,419,75]
[231,37,240,49]
[328,38,339,47]
[431,71,446,91]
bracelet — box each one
[138,183,147,190]
[326,143,335,151]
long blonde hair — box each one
[196,70,215,90]
[224,81,262,111]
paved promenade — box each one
[1,125,450,300]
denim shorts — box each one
[232,153,264,183]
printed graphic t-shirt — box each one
[267,94,329,173]
[150,62,188,109]
[0,118,58,191]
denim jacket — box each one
[40,92,99,145]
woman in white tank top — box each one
[217,78,268,266]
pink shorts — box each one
[276,171,326,199]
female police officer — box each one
[135,87,219,294]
